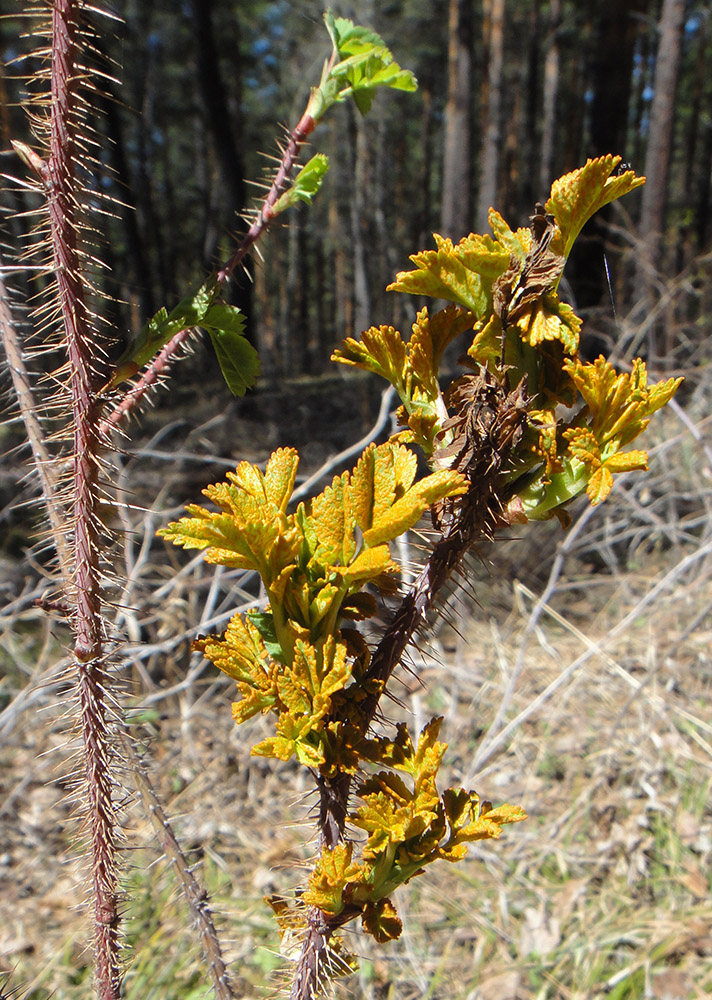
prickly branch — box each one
[8,2,122,996]
[105,12,417,416]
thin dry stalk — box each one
[118,730,237,1000]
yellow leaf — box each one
[351,443,418,535]
[586,466,614,505]
[547,155,645,259]
[363,468,467,547]
[409,305,476,385]
[604,449,648,473]
[564,426,601,470]
[332,325,408,390]
[343,544,396,584]
[303,843,367,914]
[263,447,300,511]
[467,315,503,367]
[310,471,356,566]
[387,232,510,317]
[482,803,528,825]
[487,208,531,259]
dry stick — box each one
[468,502,598,778]
[294,386,397,501]
[0,269,71,573]
[47,3,119,996]
[468,534,712,776]
[118,730,237,1000]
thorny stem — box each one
[100,327,195,434]
[104,110,317,430]
[48,2,119,996]
[290,376,527,1000]
[289,521,481,1000]
[216,110,316,285]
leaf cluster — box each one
[303,720,525,942]
[161,156,680,960]
[333,156,681,514]
[159,443,465,772]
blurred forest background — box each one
[1,2,711,999]
[1,0,710,382]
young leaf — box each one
[202,303,260,397]
[563,357,682,451]
[195,615,278,722]
[515,293,581,355]
[362,468,467,548]
[109,278,218,386]
[388,233,510,317]
[310,13,417,121]
[272,154,330,215]
[303,843,367,915]
[547,155,645,259]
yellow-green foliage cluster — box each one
[160,442,466,772]
[160,156,679,949]
[334,156,681,513]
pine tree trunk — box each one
[441,0,473,239]
[639,0,686,263]
[637,0,686,360]
[476,0,505,232]
[538,0,560,197]
[350,111,371,336]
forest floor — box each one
[0,372,710,1000]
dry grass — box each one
[0,380,710,1000]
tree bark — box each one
[350,110,371,336]
[538,0,561,197]
[189,0,251,339]
[441,0,473,239]
[590,0,641,159]
[639,0,686,266]
[476,0,505,233]
[189,0,245,231]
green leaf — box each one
[110,278,218,386]
[246,611,284,662]
[309,12,417,121]
[201,303,259,396]
[272,154,330,215]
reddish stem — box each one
[49,2,119,996]
[103,111,316,431]
[216,110,316,286]
[100,327,194,434]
